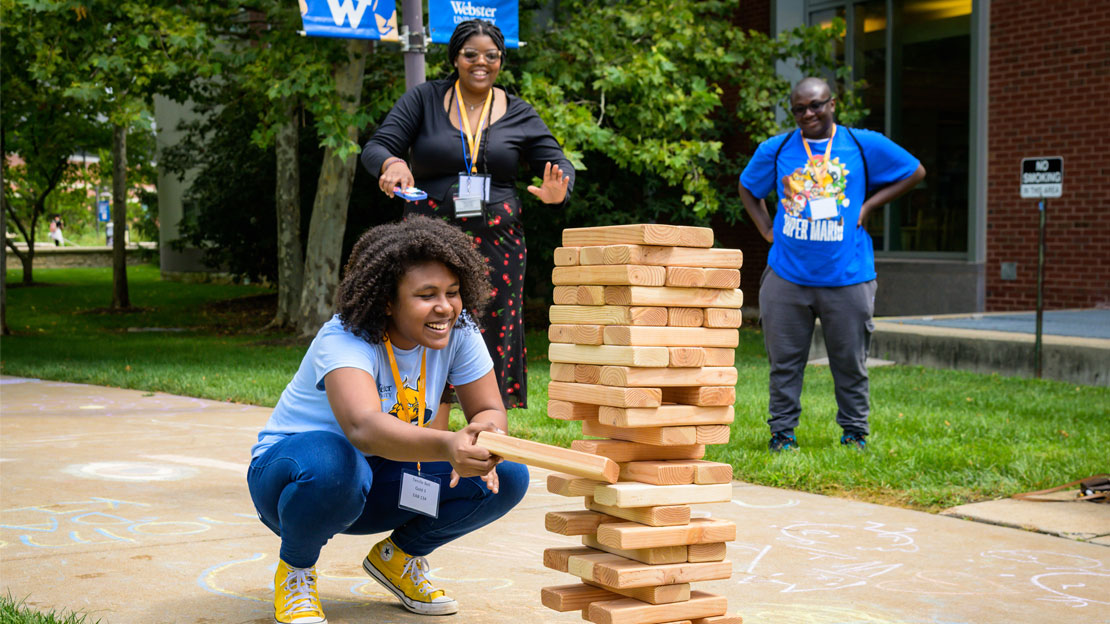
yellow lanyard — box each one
[384,333,427,471]
[801,123,837,179]
[454,80,493,174]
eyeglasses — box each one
[790,97,833,116]
[460,48,502,64]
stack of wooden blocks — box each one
[540,224,744,624]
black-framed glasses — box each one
[790,97,833,116]
[460,48,502,63]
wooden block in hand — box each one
[599,366,737,388]
[553,247,580,266]
[563,224,714,248]
[667,306,704,327]
[572,439,706,462]
[549,344,670,368]
[704,307,743,328]
[582,534,688,565]
[603,326,739,348]
[604,286,743,309]
[550,305,668,326]
[477,432,619,483]
[593,483,733,508]
[545,510,620,536]
[596,518,737,550]
[586,590,727,624]
[553,265,667,286]
[585,495,691,527]
[600,405,734,428]
[661,386,737,406]
[550,381,662,408]
[553,285,606,305]
[548,400,599,421]
[547,472,606,497]
[579,244,742,269]
[541,583,619,612]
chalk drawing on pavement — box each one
[63,461,198,482]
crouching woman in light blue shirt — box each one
[248,215,528,623]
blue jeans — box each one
[247,430,529,569]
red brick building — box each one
[728,0,1109,315]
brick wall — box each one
[987,0,1110,310]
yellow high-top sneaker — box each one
[273,559,327,624]
[363,537,458,615]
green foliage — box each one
[0,593,100,624]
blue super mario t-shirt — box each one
[251,314,493,459]
[740,127,920,287]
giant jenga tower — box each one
[540,224,744,624]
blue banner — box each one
[300,0,399,41]
[97,198,110,223]
[429,0,519,48]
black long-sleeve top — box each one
[361,78,575,204]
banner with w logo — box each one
[300,0,399,41]
[429,0,519,48]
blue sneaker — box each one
[841,432,867,451]
[769,432,799,452]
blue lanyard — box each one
[457,104,475,174]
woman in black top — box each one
[362,19,574,411]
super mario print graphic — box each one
[779,155,850,242]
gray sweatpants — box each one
[759,267,876,437]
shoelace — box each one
[281,567,323,616]
[401,556,437,597]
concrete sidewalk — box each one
[1,377,1107,624]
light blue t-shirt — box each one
[740,127,920,287]
[251,314,493,458]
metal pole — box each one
[1034,198,1046,378]
[401,0,426,90]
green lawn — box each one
[3,266,1107,512]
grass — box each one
[0,594,100,624]
[3,266,1108,512]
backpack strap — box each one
[844,126,870,194]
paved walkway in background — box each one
[1,377,1108,624]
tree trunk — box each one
[111,123,130,309]
[1,166,8,336]
[269,100,303,329]
[295,40,370,337]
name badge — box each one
[399,469,441,518]
[809,196,838,220]
[458,173,491,201]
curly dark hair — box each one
[336,216,490,343]
[445,19,507,78]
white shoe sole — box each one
[362,557,459,616]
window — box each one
[808,0,972,254]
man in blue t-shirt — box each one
[739,77,925,452]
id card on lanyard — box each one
[383,333,441,518]
[454,81,492,218]
[802,124,839,221]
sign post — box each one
[1020,157,1063,379]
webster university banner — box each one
[299,0,399,41]
[428,0,519,48]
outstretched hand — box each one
[526,162,570,204]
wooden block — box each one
[541,583,618,612]
[600,405,734,428]
[477,432,619,483]
[703,348,735,366]
[599,366,737,388]
[596,518,737,550]
[583,580,691,606]
[550,305,667,326]
[548,472,607,497]
[554,247,580,266]
[667,307,704,327]
[550,381,662,408]
[572,555,733,588]
[689,460,734,484]
[704,268,742,289]
[544,546,598,572]
[549,324,605,345]
[553,265,667,286]
[586,591,727,624]
[604,286,743,309]
[583,419,697,446]
[703,308,743,328]
[548,400,599,421]
[579,244,742,269]
[549,344,670,368]
[581,534,688,565]
[585,496,691,527]
[663,268,740,290]
[604,326,739,348]
[691,616,744,624]
[572,439,706,462]
[668,347,705,367]
[686,542,728,562]
[567,364,603,384]
[696,425,731,444]
[563,224,714,248]
[550,362,576,382]
[546,510,621,536]
[661,386,737,407]
[593,483,733,508]
[618,460,696,485]
[554,285,606,305]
